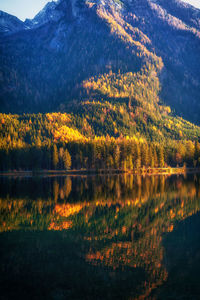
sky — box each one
[0,0,55,21]
[0,0,199,21]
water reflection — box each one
[0,174,200,299]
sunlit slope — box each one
[0,0,200,125]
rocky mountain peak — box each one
[0,10,25,35]
[24,0,66,29]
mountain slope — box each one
[0,0,200,126]
[0,11,26,35]
[24,0,67,29]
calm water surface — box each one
[0,174,200,300]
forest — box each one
[1,66,200,172]
[1,0,200,172]
[1,45,200,172]
[0,112,200,171]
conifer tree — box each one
[59,147,64,169]
[52,145,59,169]
[127,154,133,170]
[195,141,200,165]
[158,146,164,168]
[63,149,72,170]
[149,146,154,168]
[135,143,141,169]
[114,145,120,169]
[107,154,114,169]
[141,143,149,167]
[153,147,158,167]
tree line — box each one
[0,138,200,171]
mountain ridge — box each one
[1,0,200,34]
[0,0,200,126]
[0,10,26,34]
[1,0,200,171]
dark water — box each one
[0,174,200,300]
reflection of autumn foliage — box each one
[48,220,72,231]
[80,178,200,298]
[48,203,88,231]
[85,212,168,297]
[1,175,200,234]
[54,203,86,218]
[1,175,200,298]
[0,199,54,232]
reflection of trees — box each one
[0,199,54,232]
[68,175,200,299]
[0,175,200,232]
[53,181,59,202]
[64,177,72,199]
[53,178,72,202]
[81,187,200,298]
[0,174,200,298]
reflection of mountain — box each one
[78,176,200,298]
[0,174,200,299]
[152,212,200,299]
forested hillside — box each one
[0,112,200,171]
[0,0,200,171]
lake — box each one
[0,174,200,299]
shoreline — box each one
[0,167,200,177]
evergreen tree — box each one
[153,147,158,168]
[63,149,72,170]
[127,154,133,170]
[135,143,141,169]
[149,146,154,168]
[114,145,120,169]
[52,145,59,169]
[158,146,164,168]
[195,141,200,166]
[141,143,149,167]
[107,154,114,169]
[59,147,64,169]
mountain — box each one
[0,10,26,35]
[0,0,200,126]
[24,0,66,29]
